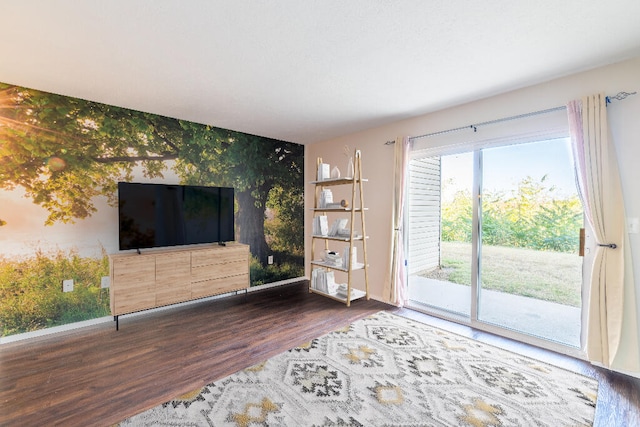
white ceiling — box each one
[2,1,640,145]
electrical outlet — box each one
[100,276,111,289]
[62,279,74,292]
[268,255,274,265]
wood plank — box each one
[1,282,638,427]
[0,282,389,427]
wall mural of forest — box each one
[0,82,304,337]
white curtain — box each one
[567,93,634,368]
[386,136,410,306]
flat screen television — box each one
[117,182,235,251]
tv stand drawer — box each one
[191,274,249,299]
[191,259,248,282]
[191,245,247,267]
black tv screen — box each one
[117,182,235,251]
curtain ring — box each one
[597,243,617,249]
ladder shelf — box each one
[309,149,369,307]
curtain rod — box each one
[384,91,637,145]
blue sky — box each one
[442,138,578,199]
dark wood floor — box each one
[1,281,638,426]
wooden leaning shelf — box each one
[309,149,369,306]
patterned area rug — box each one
[119,311,598,426]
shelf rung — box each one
[311,234,367,241]
[310,178,368,186]
[310,261,366,271]
[309,287,367,303]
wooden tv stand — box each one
[109,243,249,330]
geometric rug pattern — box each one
[119,311,598,426]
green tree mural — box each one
[0,83,303,266]
[441,175,582,253]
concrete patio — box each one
[407,275,581,348]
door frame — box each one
[406,142,587,360]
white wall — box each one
[306,56,640,372]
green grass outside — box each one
[419,241,582,307]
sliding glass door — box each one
[407,138,584,349]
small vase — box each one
[346,157,354,178]
[331,166,341,179]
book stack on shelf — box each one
[329,218,349,238]
[317,162,330,181]
[335,284,357,300]
[311,246,361,271]
[319,189,333,208]
[323,251,342,267]
[312,215,329,236]
[311,268,339,294]
[313,217,355,239]
[342,245,359,269]
[311,269,361,300]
